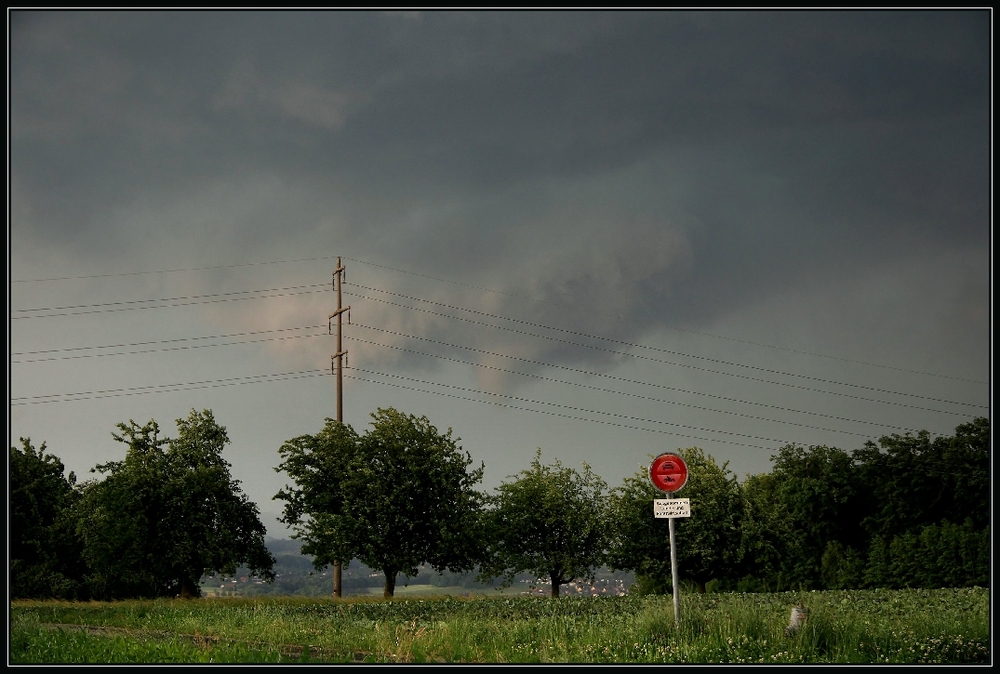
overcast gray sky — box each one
[9,9,991,537]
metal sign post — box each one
[649,453,689,625]
[668,496,680,624]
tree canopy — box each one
[10,438,86,599]
[274,418,361,574]
[763,443,861,590]
[76,410,275,599]
[480,449,609,597]
[853,416,990,541]
[275,408,485,597]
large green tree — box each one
[764,443,862,590]
[852,417,989,590]
[275,408,485,597]
[736,471,796,592]
[607,448,743,594]
[10,438,88,599]
[273,418,361,592]
[480,449,609,598]
[76,410,275,599]
[853,417,989,543]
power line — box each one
[11,320,959,443]
[351,366,801,445]
[359,370,993,476]
[350,322,976,421]
[11,283,329,320]
[10,369,329,405]
[19,270,975,415]
[349,368,979,470]
[12,327,329,364]
[13,250,981,385]
[12,357,974,468]
[12,313,960,441]
[344,372,779,452]
[12,324,327,357]
[346,293,985,413]
[347,282,987,406]
[349,335,943,438]
[10,255,342,283]
[343,256,986,385]
[10,258,984,459]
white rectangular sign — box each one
[654,498,691,518]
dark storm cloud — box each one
[10,10,990,378]
[12,11,987,201]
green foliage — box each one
[480,449,609,597]
[735,472,787,591]
[605,465,669,592]
[607,448,742,594]
[10,438,87,600]
[735,418,988,592]
[760,444,861,590]
[866,520,989,590]
[75,410,275,599]
[275,408,485,597]
[274,419,361,569]
[672,448,743,592]
[853,417,989,542]
[820,541,865,590]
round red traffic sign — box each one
[649,453,688,493]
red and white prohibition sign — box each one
[649,452,688,494]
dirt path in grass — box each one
[33,622,376,662]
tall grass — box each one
[10,588,989,664]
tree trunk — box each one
[179,577,198,599]
[550,572,560,598]
[695,580,706,594]
[383,570,396,598]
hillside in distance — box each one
[204,538,635,598]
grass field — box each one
[10,587,990,664]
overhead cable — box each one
[345,293,984,412]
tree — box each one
[76,410,275,599]
[607,448,742,594]
[10,438,87,599]
[274,418,361,591]
[480,449,609,598]
[734,471,791,592]
[853,417,990,543]
[764,443,861,590]
[275,408,485,598]
[863,519,989,590]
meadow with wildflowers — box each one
[10,587,989,664]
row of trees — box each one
[274,410,989,597]
[11,406,989,600]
